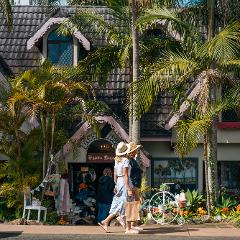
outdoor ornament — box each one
[30,155,56,195]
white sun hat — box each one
[115,142,131,156]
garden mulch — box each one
[0,223,239,237]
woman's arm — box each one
[114,169,117,184]
[113,169,117,193]
[123,167,132,196]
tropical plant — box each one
[9,61,94,178]
[218,195,237,209]
[185,189,205,212]
[133,18,240,213]
[0,87,42,217]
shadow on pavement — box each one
[0,231,22,239]
[142,226,198,234]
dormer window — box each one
[27,17,91,66]
[47,30,73,66]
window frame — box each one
[150,157,198,190]
[47,30,74,66]
[42,25,79,66]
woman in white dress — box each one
[98,142,138,234]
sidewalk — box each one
[0,223,240,237]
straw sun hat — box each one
[115,141,141,156]
[128,142,141,153]
[115,142,131,156]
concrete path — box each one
[0,223,239,239]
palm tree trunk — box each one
[40,112,49,178]
[204,135,211,216]
[131,0,140,144]
[206,126,218,211]
[206,0,218,212]
[49,108,55,157]
[40,112,46,179]
[14,129,24,185]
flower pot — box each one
[178,201,186,208]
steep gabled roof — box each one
[0,5,172,137]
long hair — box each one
[115,155,127,163]
[103,168,112,177]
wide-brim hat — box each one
[116,142,131,156]
[127,142,141,153]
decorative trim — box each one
[27,17,90,51]
[55,115,150,167]
[217,122,240,129]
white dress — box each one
[109,158,133,216]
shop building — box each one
[0,5,240,198]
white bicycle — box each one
[148,183,185,225]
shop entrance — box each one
[68,139,115,224]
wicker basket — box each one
[178,201,186,208]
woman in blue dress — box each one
[98,142,138,234]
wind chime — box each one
[30,155,58,195]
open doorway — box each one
[68,139,115,224]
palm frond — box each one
[150,50,199,82]
[69,45,125,85]
[175,87,240,157]
[175,118,210,157]
[201,21,240,63]
[137,6,193,38]
[60,10,128,47]
[127,49,198,117]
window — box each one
[151,158,198,192]
[218,161,240,191]
[47,30,73,66]
[221,83,240,122]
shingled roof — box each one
[0,5,172,137]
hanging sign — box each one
[87,153,115,162]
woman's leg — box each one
[101,213,116,226]
[125,221,139,234]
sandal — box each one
[125,229,139,234]
[98,222,108,233]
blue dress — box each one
[109,158,133,216]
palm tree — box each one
[9,61,94,177]
[0,86,41,210]
[134,20,240,212]
[0,0,13,30]
[60,0,187,144]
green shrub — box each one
[46,211,59,225]
[218,196,237,209]
[185,189,205,212]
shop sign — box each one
[87,153,115,162]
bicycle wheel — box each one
[148,191,179,225]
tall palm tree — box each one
[134,20,240,212]
[0,0,12,30]
[60,0,187,144]
[9,61,94,177]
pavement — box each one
[0,223,240,239]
